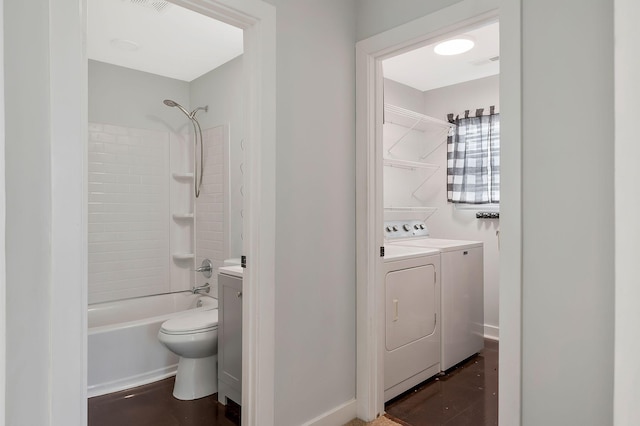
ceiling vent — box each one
[126,0,171,13]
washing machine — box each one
[385,220,484,372]
[382,244,441,401]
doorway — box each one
[355,0,522,423]
[45,0,276,425]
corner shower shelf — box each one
[384,206,437,222]
[172,253,195,261]
[172,172,194,181]
[172,213,194,221]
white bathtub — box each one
[88,292,218,398]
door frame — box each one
[48,0,276,425]
[354,0,522,422]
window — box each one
[447,111,500,204]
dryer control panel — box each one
[384,220,429,240]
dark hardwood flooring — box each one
[385,339,499,426]
[88,377,240,426]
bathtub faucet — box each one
[192,283,210,294]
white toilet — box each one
[158,308,219,400]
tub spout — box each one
[192,283,210,294]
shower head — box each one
[163,99,191,118]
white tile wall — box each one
[195,125,227,297]
[88,123,171,304]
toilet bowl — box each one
[158,308,219,400]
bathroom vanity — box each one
[217,266,243,406]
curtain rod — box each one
[447,105,497,123]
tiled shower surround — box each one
[88,122,226,304]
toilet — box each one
[158,308,219,400]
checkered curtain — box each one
[447,111,500,204]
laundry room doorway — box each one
[355,0,522,423]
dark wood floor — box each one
[385,339,499,426]
[88,377,240,426]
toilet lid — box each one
[160,309,218,335]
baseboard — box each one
[484,324,499,341]
[87,364,177,398]
[303,398,357,426]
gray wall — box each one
[264,0,357,424]
[521,0,614,424]
[88,60,190,132]
[4,0,51,424]
[355,0,463,40]
[190,56,244,259]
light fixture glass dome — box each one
[434,37,475,56]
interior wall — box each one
[4,0,52,424]
[355,0,464,40]
[264,0,357,424]
[88,60,190,132]
[615,1,640,424]
[521,0,614,424]
[383,75,500,338]
[190,56,244,260]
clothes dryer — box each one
[382,244,441,401]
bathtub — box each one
[88,292,218,398]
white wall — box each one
[265,0,357,424]
[88,60,190,132]
[384,75,500,338]
[4,1,52,424]
[615,1,640,424]
[0,0,6,423]
[521,0,614,424]
[190,56,244,260]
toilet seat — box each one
[160,309,219,335]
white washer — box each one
[382,244,441,401]
[386,221,484,372]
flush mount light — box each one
[434,37,475,56]
[110,38,140,52]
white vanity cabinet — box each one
[217,267,243,406]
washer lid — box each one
[160,309,218,334]
[383,244,439,261]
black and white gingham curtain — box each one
[447,111,500,204]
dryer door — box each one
[385,264,437,351]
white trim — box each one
[484,324,500,341]
[49,0,276,425]
[302,399,358,426]
[0,0,5,423]
[355,0,520,422]
[50,1,88,423]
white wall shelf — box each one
[384,206,437,222]
[172,213,194,221]
[172,172,194,181]
[172,253,195,261]
[383,158,438,171]
[384,104,450,131]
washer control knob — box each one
[419,224,425,229]
[385,226,393,232]
[414,224,420,230]
[392,226,399,232]
[403,224,411,231]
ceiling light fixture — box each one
[434,37,475,56]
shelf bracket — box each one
[411,167,440,197]
[419,132,449,160]
[386,118,421,153]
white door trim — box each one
[49,1,276,425]
[355,0,522,422]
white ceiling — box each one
[88,0,244,82]
[383,22,499,92]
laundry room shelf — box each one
[172,213,194,221]
[384,206,437,222]
[383,158,439,170]
[172,172,194,181]
[384,104,451,157]
[172,253,195,261]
